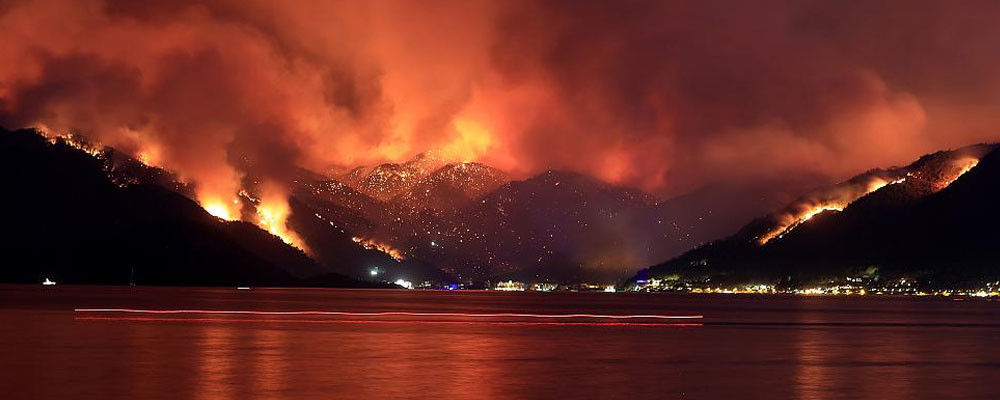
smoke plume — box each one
[2,0,999,204]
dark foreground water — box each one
[2,285,1000,399]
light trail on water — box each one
[74,316,703,327]
[74,308,703,320]
[73,309,703,326]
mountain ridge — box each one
[634,142,1000,289]
[0,126,376,287]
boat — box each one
[42,278,57,286]
[237,287,251,290]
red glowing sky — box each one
[1,0,999,200]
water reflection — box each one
[437,331,505,399]
[198,324,235,400]
[251,327,289,398]
[4,286,1000,399]
[795,311,835,399]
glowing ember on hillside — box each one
[352,237,405,261]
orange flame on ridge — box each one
[756,176,905,245]
[255,182,307,251]
[352,236,405,261]
[200,196,239,221]
[936,157,979,190]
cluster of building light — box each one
[488,281,626,292]
[530,282,558,292]
[494,280,526,291]
[629,277,1000,297]
[394,278,414,289]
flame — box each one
[798,205,844,223]
[441,118,493,163]
[756,204,844,245]
[201,196,239,221]
[756,176,906,245]
[135,145,163,167]
[32,126,314,252]
[351,236,405,261]
[255,183,307,251]
[937,157,979,189]
[47,132,105,158]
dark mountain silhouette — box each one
[635,143,1000,288]
[0,127,370,287]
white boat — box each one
[237,287,251,290]
[42,278,57,286]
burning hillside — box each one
[34,128,311,251]
[351,237,405,261]
[636,142,1000,289]
[753,145,995,245]
[756,175,907,245]
[0,127,373,286]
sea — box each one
[2,285,999,399]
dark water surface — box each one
[2,285,1000,399]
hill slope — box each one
[635,144,1000,289]
[0,127,365,287]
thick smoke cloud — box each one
[1,0,999,202]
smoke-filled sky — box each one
[2,0,1000,202]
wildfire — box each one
[40,129,106,158]
[442,118,493,163]
[756,204,844,245]
[201,197,239,221]
[30,126,315,253]
[756,176,906,245]
[799,205,844,223]
[255,183,307,251]
[351,236,405,261]
[135,146,162,167]
[936,157,979,189]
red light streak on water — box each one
[74,308,703,320]
[74,316,703,327]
